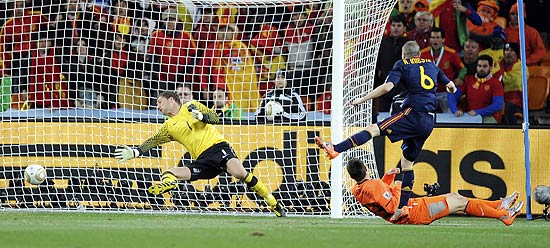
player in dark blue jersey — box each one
[315,41,457,219]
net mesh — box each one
[0,0,394,216]
[339,0,396,217]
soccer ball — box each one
[24,164,47,185]
[265,101,284,120]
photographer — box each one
[255,70,306,123]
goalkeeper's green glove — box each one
[188,104,203,121]
[114,145,140,163]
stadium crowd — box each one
[377,0,550,124]
[0,0,549,124]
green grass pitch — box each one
[0,212,548,248]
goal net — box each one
[0,0,395,217]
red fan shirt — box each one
[462,74,504,120]
[148,30,197,81]
[420,46,464,92]
[249,24,283,56]
[0,12,47,74]
[29,48,71,108]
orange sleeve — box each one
[381,173,396,185]
[380,181,401,214]
[354,179,401,214]
[525,27,546,65]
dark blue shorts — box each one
[377,107,435,161]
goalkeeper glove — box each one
[114,145,140,163]
[188,104,203,121]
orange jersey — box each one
[352,174,451,225]
[351,174,401,221]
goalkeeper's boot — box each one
[270,202,287,217]
[498,191,519,210]
[501,201,523,226]
[147,172,178,195]
[147,181,177,195]
[314,136,339,160]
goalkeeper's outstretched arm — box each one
[187,101,220,124]
[114,125,173,163]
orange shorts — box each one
[406,195,451,225]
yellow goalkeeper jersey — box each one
[139,100,227,159]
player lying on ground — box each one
[315,41,458,210]
[114,91,285,217]
[346,158,522,225]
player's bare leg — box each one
[227,158,286,217]
[445,193,469,214]
[147,167,190,195]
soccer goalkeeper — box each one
[346,158,522,225]
[114,91,286,217]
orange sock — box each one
[466,198,501,209]
[465,199,507,219]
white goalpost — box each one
[0,0,395,217]
[332,0,396,217]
